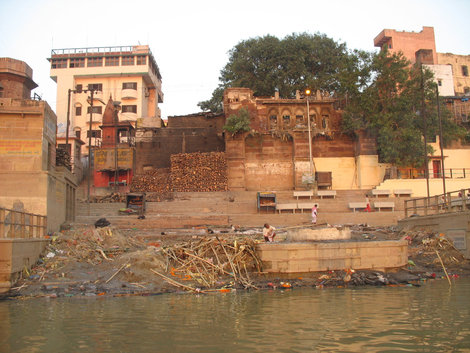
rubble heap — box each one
[170,152,227,192]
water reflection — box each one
[1,279,470,352]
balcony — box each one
[121,88,138,100]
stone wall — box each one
[256,239,408,273]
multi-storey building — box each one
[437,53,470,96]
[0,57,76,231]
[48,45,163,158]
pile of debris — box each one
[130,168,171,193]
[45,227,145,265]
[170,152,227,192]
[156,236,261,291]
[88,193,125,203]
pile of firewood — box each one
[170,152,227,192]
[130,168,171,193]
[56,147,71,169]
[154,236,261,291]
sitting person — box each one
[263,223,276,242]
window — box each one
[462,65,469,77]
[136,56,146,65]
[88,83,103,92]
[388,44,392,49]
[464,87,470,94]
[438,79,442,87]
[87,130,102,138]
[69,58,85,68]
[282,115,291,126]
[0,87,3,98]
[75,84,83,93]
[295,115,304,124]
[269,115,277,129]
[105,56,119,66]
[122,105,137,113]
[75,130,81,139]
[322,115,329,129]
[87,106,103,114]
[75,106,82,116]
[51,59,67,69]
[122,56,135,65]
[87,56,103,67]
[122,82,137,90]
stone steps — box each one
[75,190,405,229]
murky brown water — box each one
[1,279,470,352]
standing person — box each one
[311,204,318,224]
[263,223,276,242]
[365,196,372,212]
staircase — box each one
[76,189,409,230]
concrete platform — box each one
[256,239,408,273]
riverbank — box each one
[2,223,470,300]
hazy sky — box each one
[1,0,469,119]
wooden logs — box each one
[170,152,227,192]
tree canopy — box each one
[342,48,465,167]
[198,32,363,112]
[199,32,465,168]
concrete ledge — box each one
[0,238,49,293]
[256,239,408,273]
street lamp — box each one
[305,89,314,176]
[436,83,446,196]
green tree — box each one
[342,48,465,167]
[199,32,360,111]
[223,107,251,136]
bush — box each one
[223,108,251,136]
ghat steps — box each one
[76,190,409,229]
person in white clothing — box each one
[263,223,276,242]
[312,204,318,224]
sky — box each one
[1,0,469,120]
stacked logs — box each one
[130,168,171,193]
[170,152,227,192]
[56,148,71,169]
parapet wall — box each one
[256,239,408,273]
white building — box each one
[49,45,163,156]
[425,64,455,96]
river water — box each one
[1,279,470,353]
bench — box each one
[374,201,395,212]
[371,189,391,198]
[394,189,413,197]
[276,203,298,213]
[293,190,314,200]
[349,202,368,212]
[317,190,336,199]
[297,202,318,213]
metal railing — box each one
[0,208,47,239]
[404,188,470,218]
[397,168,469,179]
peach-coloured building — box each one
[48,45,163,159]
[374,26,437,64]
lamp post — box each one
[113,101,121,192]
[420,65,430,199]
[436,83,446,196]
[305,89,314,176]
[87,89,94,204]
